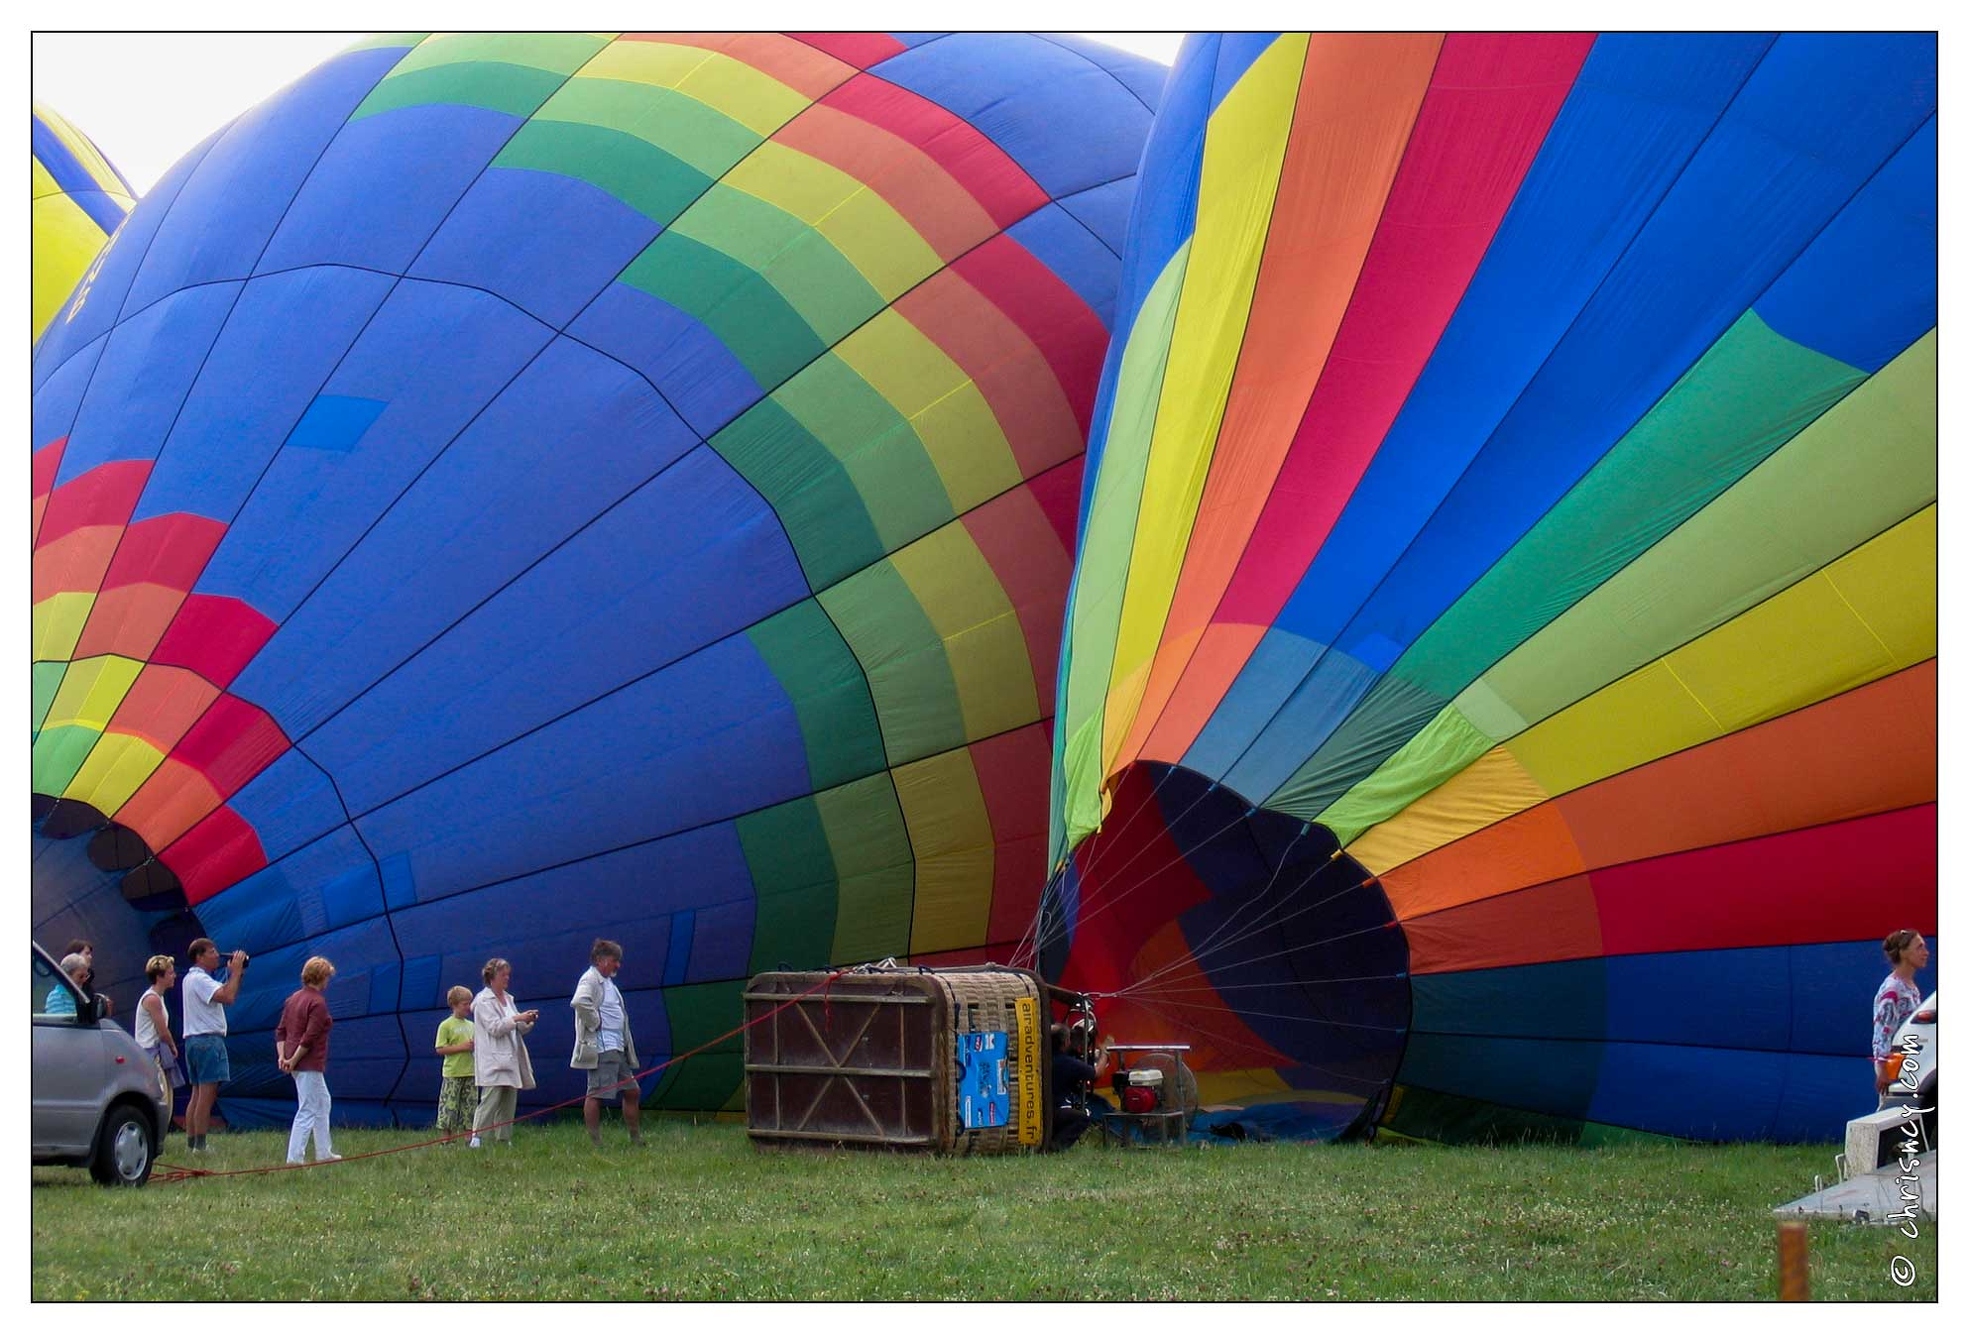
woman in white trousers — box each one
[275,956,341,1164]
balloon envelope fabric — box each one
[33,102,138,341]
[1041,32,1936,1143]
[30,32,1162,1126]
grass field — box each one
[31,1119,1936,1301]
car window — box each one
[33,949,82,1022]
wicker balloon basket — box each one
[744,964,1052,1155]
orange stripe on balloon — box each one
[32,524,122,603]
[94,665,220,755]
[114,759,224,852]
[893,269,1084,479]
[72,582,191,661]
[1380,660,1937,920]
[962,473,1075,706]
[776,104,1001,260]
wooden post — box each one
[1777,1219,1809,1301]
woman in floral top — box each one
[1872,928,1930,1104]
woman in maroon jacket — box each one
[275,956,340,1165]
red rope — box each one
[153,970,844,1184]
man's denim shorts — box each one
[184,1033,230,1085]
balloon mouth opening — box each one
[1037,761,1411,1138]
[32,795,211,977]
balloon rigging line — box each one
[1025,785,1252,960]
[1122,991,1385,1094]
[1117,825,1315,994]
[1100,868,1382,1003]
[1017,769,1217,964]
[151,968,847,1184]
[1124,859,1376,991]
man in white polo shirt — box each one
[570,938,642,1147]
[181,938,249,1152]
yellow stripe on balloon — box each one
[894,746,995,955]
[834,311,1021,513]
[890,523,1038,744]
[63,732,167,816]
[32,592,96,663]
[1099,33,1309,774]
[1347,505,1937,871]
[726,143,942,300]
[580,40,812,137]
[40,654,144,733]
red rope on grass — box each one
[152,970,845,1184]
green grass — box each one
[32,1121,1936,1300]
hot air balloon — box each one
[33,102,138,340]
[32,31,1162,1127]
[1040,32,1936,1143]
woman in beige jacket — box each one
[469,957,538,1147]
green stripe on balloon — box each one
[492,119,712,225]
[820,560,965,766]
[533,76,764,179]
[816,774,916,963]
[714,402,885,587]
[351,61,572,121]
[622,232,825,387]
[745,600,886,789]
[737,794,839,974]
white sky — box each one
[32,31,1188,194]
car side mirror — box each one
[79,993,109,1024]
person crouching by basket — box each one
[433,986,478,1141]
[1049,1024,1112,1151]
[275,956,341,1165]
[571,938,643,1147]
[470,958,539,1148]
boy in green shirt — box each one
[434,986,478,1141]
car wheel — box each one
[89,1104,157,1187]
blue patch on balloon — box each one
[287,394,387,453]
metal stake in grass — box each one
[1777,1220,1809,1301]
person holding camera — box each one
[469,958,539,1147]
[181,938,248,1153]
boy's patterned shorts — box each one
[437,1075,479,1135]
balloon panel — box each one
[30,32,1162,1125]
[32,102,137,341]
[1046,32,1936,1141]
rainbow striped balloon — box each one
[1044,33,1936,1142]
[32,102,137,340]
[32,32,1161,1126]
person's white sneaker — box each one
[467,1136,482,1148]
[286,1158,306,1165]
[318,1153,343,1162]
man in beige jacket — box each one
[571,938,642,1146]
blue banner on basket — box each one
[956,1031,1010,1129]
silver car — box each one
[32,941,171,1185]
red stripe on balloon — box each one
[35,458,151,550]
[1215,33,1595,632]
[163,804,269,904]
[950,235,1106,436]
[170,694,290,801]
[789,33,910,73]
[149,593,278,689]
[819,75,1048,228]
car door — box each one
[32,947,107,1156]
